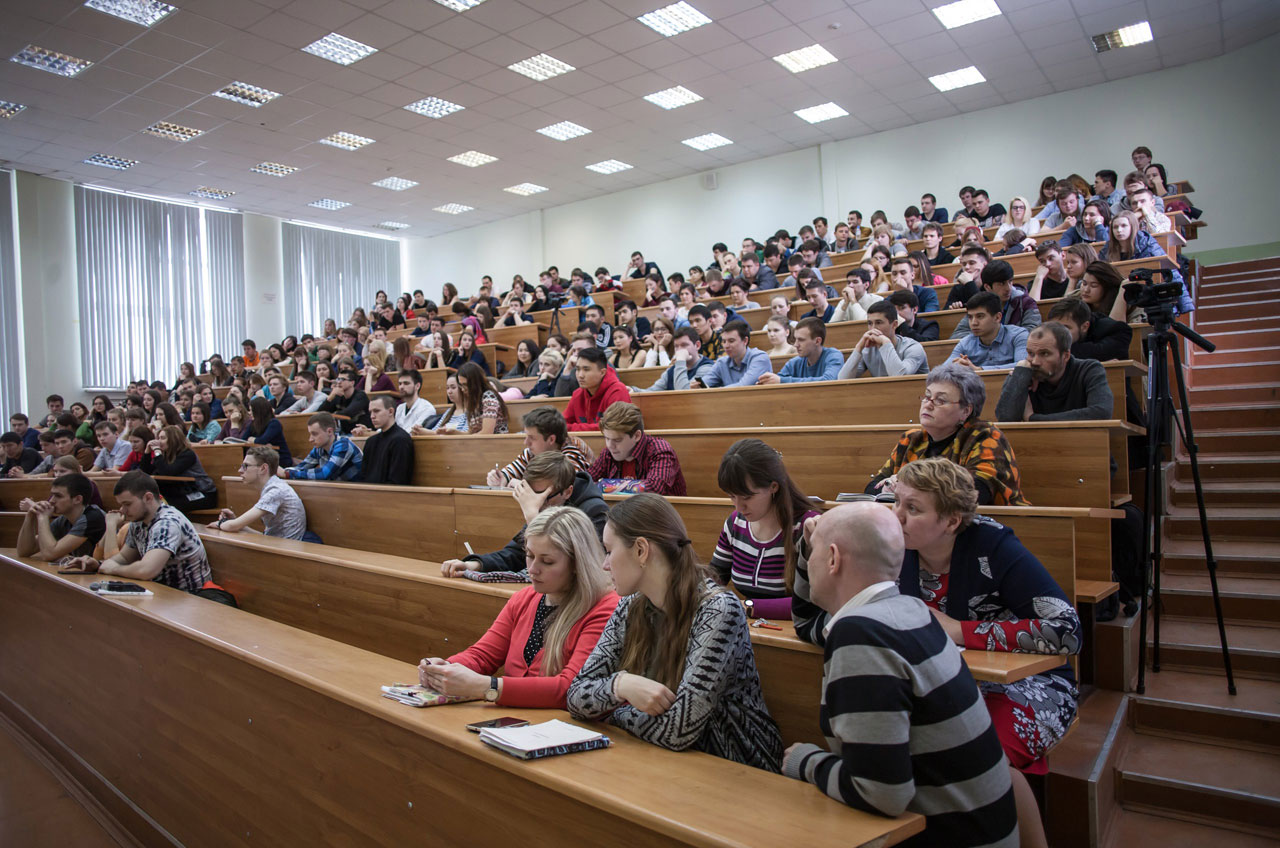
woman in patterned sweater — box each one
[567,494,783,772]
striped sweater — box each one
[783,586,1018,848]
[708,510,819,617]
[496,435,594,484]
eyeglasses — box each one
[919,393,961,407]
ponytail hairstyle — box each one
[523,506,611,676]
[609,493,717,691]
[715,439,812,592]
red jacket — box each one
[563,367,631,431]
[448,587,619,709]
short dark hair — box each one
[923,222,944,237]
[93,420,118,433]
[674,326,701,347]
[973,189,989,200]
[846,267,871,285]
[308,412,338,432]
[295,370,318,387]
[577,346,608,368]
[960,245,991,260]
[10,413,28,424]
[370,395,397,412]
[51,472,93,504]
[888,290,919,310]
[39,430,57,444]
[1031,322,1073,354]
[241,339,257,348]
[867,300,898,323]
[688,304,711,321]
[800,239,821,253]
[522,407,569,444]
[0,431,19,445]
[707,301,726,315]
[763,244,780,260]
[398,368,423,387]
[980,260,1015,286]
[921,193,936,203]
[787,254,805,268]
[804,278,826,293]
[114,470,160,499]
[728,279,749,293]
[1096,169,1117,188]
[1048,298,1092,325]
[1034,241,1061,259]
[616,300,637,314]
[959,185,975,197]
[585,304,604,318]
[812,216,827,226]
[712,242,728,253]
[721,319,751,341]
[904,205,921,218]
[245,445,281,474]
[46,394,64,405]
[53,428,75,441]
[966,291,1002,316]
[794,316,826,342]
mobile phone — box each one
[466,717,528,733]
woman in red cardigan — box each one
[417,505,618,709]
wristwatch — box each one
[484,677,500,702]
[744,599,755,618]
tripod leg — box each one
[1168,340,1237,695]
[1137,333,1166,693]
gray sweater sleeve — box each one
[995,365,1034,422]
[1030,358,1114,421]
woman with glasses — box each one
[864,363,1029,506]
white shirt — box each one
[822,580,898,640]
[395,396,437,433]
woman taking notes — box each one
[418,506,618,709]
[567,494,783,772]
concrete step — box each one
[1148,617,1280,680]
[1170,478,1280,508]
[1162,538,1280,576]
[1188,402,1280,429]
[1158,572,1280,624]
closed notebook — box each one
[479,719,611,760]
[380,683,476,708]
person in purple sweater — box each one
[709,438,820,619]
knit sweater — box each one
[994,357,1113,422]
[708,510,819,618]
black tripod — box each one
[1135,285,1236,696]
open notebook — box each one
[479,719,611,761]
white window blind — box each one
[282,222,400,335]
[0,170,21,424]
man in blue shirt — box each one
[888,257,940,314]
[758,317,844,384]
[945,292,1028,371]
[800,279,835,323]
[693,321,771,388]
[283,412,363,481]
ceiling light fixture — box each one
[373,177,418,191]
[504,183,548,196]
[447,150,498,167]
[772,44,837,74]
[374,221,411,230]
[309,198,351,210]
[84,154,137,170]
[508,53,575,81]
[931,0,1002,30]
[0,100,27,119]
[302,33,377,65]
[681,132,732,151]
[434,203,473,215]
[143,120,204,142]
[214,81,281,107]
[250,162,298,177]
[794,102,848,124]
[928,65,986,91]
[85,0,177,27]
[537,120,591,141]
[404,96,464,118]
[10,45,94,77]
[644,85,702,109]
[189,186,235,200]
[637,1,712,37]
[318,131,376,150]
[430,0,488,10]
[586,159,633,174]
[1092,21,1154,53]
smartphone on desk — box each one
[466,717,529,733]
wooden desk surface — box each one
[0,550,923,848]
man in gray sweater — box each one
[839,301,929,379]
[994,323,1113,422]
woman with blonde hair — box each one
[361,340,395,393]
[525,348,563,399]
[419,506,619,709]
[861,256,892,295]
[642,317,677,367]
[568,493,783,772]
[996,196,1041,241]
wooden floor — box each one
[0,718,123,848]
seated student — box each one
[996,196,1041,242]
[642,317,676,368]
[726,280,760,315]
[798,278,834,323]
[781,253,818,289]
[1093,168,1124,206]
[240,338,261,369]
[209,446,322,543]
[1,431,42,476]
[319,369,372,433]
[389,369,435,433]
[497,293,535,327]
[867,363,1029,505]
[242,397,293,468]
[419,506,620,708]
[693,320,770,389]
[783,501,1018,848]
[1040,179,1085,228]
[446,330,490,375]
[9,413,39,451]
[798,238,831,270]
[637,326,716,392]
[89,420,131,472]
[437,361,510,436]
[1059,197,1110,247]
[952,260,1041,340]
[59,470,214,595]
[919,192,948,224]
[185,402,221,445]
[49,456,105,508]
[738,251,779,291]
[443,451,608,576]
[1029,242,1071,301]
[588,402,685,495]
[354,396,414,485]
[706,300,731,332]
[173,390,195,425]
[993,227,1028,256]
[946,293,1030,373]
[567,494,783,772]
[609,324,643,370]
[524,349,564,399]
[504,338,541,380]
[831,267,882,323]
[117,425,152,472]
[560,347,629,432]
[549,333,597,398]
[888,256,940,314]
[1102,211,1193,315]
[138,425,218,514]
[758,316,843,384]
[613,301,651,342]
[488,406,594,487]
[1046,297,1133,362]
[708,438,818,619]
[1126,183,1172,235]
[893,205,925,241]
[889,290,940,344]
[995,323,1114,422]
[584,303,613,349]
[946,245,989,309]
[658,294,690,332]
[919,222,957,269]
[1111,169,1167,218]
[970,189,1006,227]
[840,301,929,378]
[282,412,363,482]
[625,250,661,280]
[16,473,107,560]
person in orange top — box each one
[240,338,261,369]
[561,347,631,431]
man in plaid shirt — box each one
[587,402,685,495]
[281,412,363,482]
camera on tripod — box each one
[546,292,565,309]
[1122,268,1182,312]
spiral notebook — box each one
[479,719,611,760]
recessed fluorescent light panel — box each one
[143,121,204,142]
[638,1,712,37]
[773,44,837,74]
[214,81,281,107]
[928,65,986,91]
[85,0,177,27]
[794,102,848,124]
[508,54,575,81]
[374,221,411,231]
[644,85,702,109]
[931,0,1001,30]
[431,0,488,10]
[404,96,464,118]
[373,177,418,191]
[434,203,473,215]
[11,45,94,77]
[586,159,633,174]
[302,33,377,65]
[319,131,375,150]
[190,186,235,200]
[0,100,26,119]
[447,150,498,167]
[504,183,548,196]
[84,154,137,170]
[1092,21,1154,53]
[250,162,298,177]
[537,121,591,141]
[309,198,350,210]
[682,132,732,151]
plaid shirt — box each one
[870,420,1029,506]
[287,436,363,482]
[587,432,686,495]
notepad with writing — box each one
[479,719,611,760]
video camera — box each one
[1122,267,1182,312]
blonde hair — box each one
[524,506,611,676]
[539,349,564,371]
[897,457,978,529]
[1007,196,1031,228]
[364,340,389,375]
[599,401,643,435]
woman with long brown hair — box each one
[441,361,508,435]
[567,493,783,772]
[140,424,218,513]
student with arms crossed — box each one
[418,506,619,709]
[356,396,415,485]
[567,494,784,772]
[16,473,106,560]
[588,403,686,495]
[209,446,322,542]
[840,301,929,378]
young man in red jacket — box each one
[563,347,631,431]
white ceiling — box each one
[1,0,1276,238]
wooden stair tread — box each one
[1159,573,1280,596]
[1104,809,1280,848]
[1153,617,1280,653]
[1120,734,1280,802]
[1134,669,1280,719]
